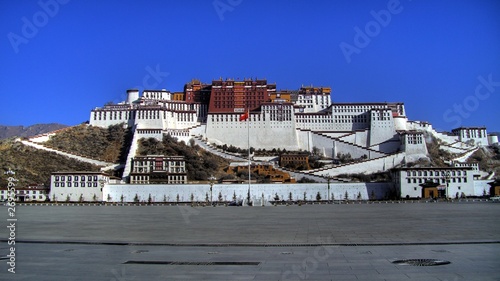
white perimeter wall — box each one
[103,182,392,203]
[474,180,491,196]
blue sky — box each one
[1,0,499,132]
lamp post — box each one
[208,175,216,205]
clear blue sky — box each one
[1,0,499,132]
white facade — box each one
[130,155,187,184]
[452,127,489,146]
[0,184,49,202]
[50,172,116,202]
[102,182,393,203]
[393,167,475,199]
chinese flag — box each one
[239,112,249,121]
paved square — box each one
[1,202,499,280]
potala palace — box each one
[15,78,500,203]
[88,78,497,180]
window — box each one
[61,176,65,181]
[55,182,59,187]
[74,182,78,187]
[87,182,91,187]
[61,182,65,187]
[414,187,417,191]
[67,182,72,187]
[81,176,85,181]
[68,176,72,181]
[55,176,59,181]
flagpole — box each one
[247,108,251,206]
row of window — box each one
[55,175,99,181]
[54,182,98,187]
[132,168,186,173]
[0,190,45,195]
[406,135,423,144]
[332,106,388,113]
[407,177,467,184]
[130,175,186,181]
[406,170,467,177]
[0,195,45,200]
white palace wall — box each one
[206,114,299,150]
[103,182,393,203]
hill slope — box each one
[0,139,101,187]
[44,124,132,163]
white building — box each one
[0,184,49,202]
[393,167,476,199]
[451,127,489,146]
[50,171,118,202]
[130,155,187,184]
[85,81,493,181]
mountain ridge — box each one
[0,123,68,140]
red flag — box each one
[239,112,249,121]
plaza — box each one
[0,202,499,280]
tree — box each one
[274,193,280,201]
[344,191,349,200]
[176,194,180,203]
[357,191,362,201]
[148,193,152,204]
[316,192,322,201]
[218,191,223,202]
[233,191,237,201]
[247,189,252,206]
[163,195,167,203]
[289,192,293,201]
[79,194,83,203]
[134,193,139,203]
[93,193,97,202]
[190,193,194,203]
[312,146,320,156]
[107,194,112,202]
[66,195,70,202]
[120,194,124,203]
[205,192,209,203]
[303,191,307,201]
